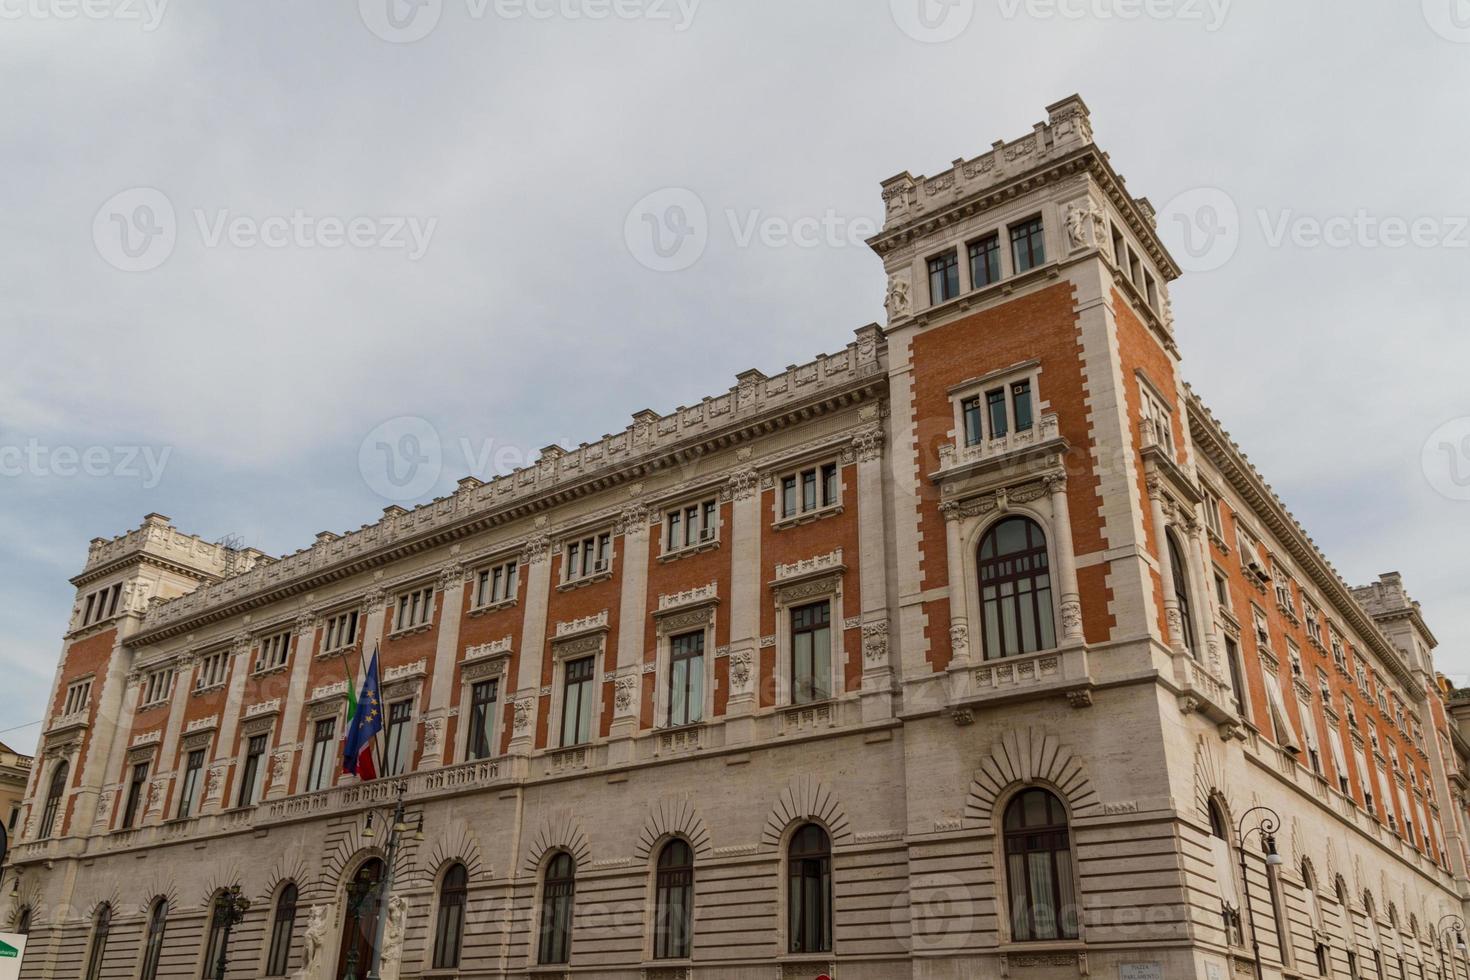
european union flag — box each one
[343,646,383,780]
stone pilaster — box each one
[723,468,760,744]
[422,561,466,769]
[510,527,553,763]
[610,501,650,758]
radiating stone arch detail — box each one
[130,874,179,919]
[761,776,852,849]
[523,810,591,874]
[420,819,487,886]
[634,797,713,861]
[261,848,316,905]
[198,862,250,909]
[1191,734,1241,828]
[964,728,1102,827]
[84,887,123,922]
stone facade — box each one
[9,96,1470,980]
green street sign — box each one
[0,940,15,958]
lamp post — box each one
[1235,806,1284,980]
[347,784,423,980]
[1438,914,1466,980]
[209,884,251,980]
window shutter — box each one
[1328,728,1350,785]
[1263,673,1303,754]
[1209,833,1240,909]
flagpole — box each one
[371,647,387,777]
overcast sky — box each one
[2,0,1467,753]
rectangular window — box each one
[780,462,840,520]
[176,749,204,819]
[195,650,230,691]
[668,631,705,728]
[1202,489,1225,539]
[986,388,1008,439]
[306,718,336,792]
[1011,380,1033,432]
[1213,571,1231,612]
[122,761,149,828]
[254,630,293,673]
[237,734,266,808]
[474,561,518,608]
[561,657,595,747]
[1009,216,1045,273]
[1140,388,1176,455]
[927,249,959,303]
[395,586,435,631]
[466,680,498,761]
[81,583,123,627]
[63,679,92,716]
[141,669,172,707]
[961,396,983,446]
[791,601,832,705]
[382,700,413,776]
[565,533,613,583]
[968,233,1001,288]
[1224,636,1245,713]
[666,499,719,552]
[322,610,359,654]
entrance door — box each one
[335,859,384,980]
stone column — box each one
[855,424,893,720]
[87,666,140,834]
[422,562,466,769]
[1047,473,1084,643]
[941,504,971,667]
[724,468,761,744]
[510,528,553,764]
[1146,476,1184,652]
[270,609,325,800]
[146,655,195,823]
[608,502,650,762]
[1185,514,1226,678]
[200,633,254,815]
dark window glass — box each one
[781,476,797,518]
[15,908,29,936]
[238,734,267,808]
[1010,217,1045,272]
[820,463,838,507]
[1168,533,1197,656]
[654,840,694,959]
[123,761,148,829]
[1012,380,1034,431]
[39,760,68,838]
[265,884,297,976]
[787,824,832,953]
[1224,637,1246,714]
[467,680,499,761]
[177,749,205,819]
[928,249,960,303]
[791,601,832,705]
[201,892,230,978]
[84,903,111,980]
[801,469,817,512]
[538,853,576,964]
[383,700,413,776]
[986,388,1008,439]
[433,864,468,969]
[978,517,1056,658]
[306,718,335,792]
[962,396,984,446]
[668,632,705,728]
[1003,789,1078,941]
[969,233,1002,288]
[140,899,167,980]
[561,658,595,747]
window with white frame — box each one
[305,717,336,792]
[1139,384,1175,455]
[1288,641,1304,680]
[560,656,596,746]
[1273,566,1295,616]
[322,609,360,654]
[394,585,435,631]
[665,498,719,553]
[1201,487,1224,540]
[1316,667,1331,705]
[473,560,518,608]
[1304,602,1323,644]
[1330,632,1346,669]
[667,631,705,727]
[959,379,1035,447]
[790,600,833,704]
[62,678,92,716]
[195,649,230,691]
[1213,568,1232,613]
[79,582,123,628]
[563,532,612,584]
[779,462,839,521]
[1252,607,1272,654]
[1009,215,1046,273]
[254,630,293,673]
[140,668,172,707]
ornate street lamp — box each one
[345,784,423,980]
[1235,806,1284,980]
[1438,914,1466,980]
[209,884,251,980]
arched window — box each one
[1167,531,1197,656]
[432,864,468,969]
[653,839,694,960]
[538,853,575,965]
[38,759,69,838]
[202,891,230,978]
[1365,892,1385,980]
[977,517,1056,659]
[85,903,111,980]
[265,883,297,977]
[14,907,30,936]
[1207,801,1244,947]
[140,898,168,980]
[1003,789,1078,941]
[787,823,832,954]
[1302,861,1328,976]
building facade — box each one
[1,740,31,857]
[9,96,1470,980]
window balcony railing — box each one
[938,413,1060,474]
